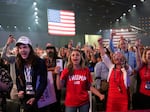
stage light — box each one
[28,27,31,30]
[128,9,131,12]
[35,19,38,23]
[34,12,38,16]
[33,2,37,6]
[99,29,102,32]
[133,5,136,8]
[140,0,145,2]
[116,19,119,22]
[35,16,38,19]
[123,13,126,16]
[35,7,38,11]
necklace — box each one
[114,68,123,93]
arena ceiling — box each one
[0,0,143,34]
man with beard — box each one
[43,44,62,112]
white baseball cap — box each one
[16,36,32,46]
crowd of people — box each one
[0,34,150,112]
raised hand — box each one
[97,37,103,46]
[111,32,116,39]
[7,35,15,45]
[135,39,141,48]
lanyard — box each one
[24,66,32,82]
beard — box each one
[48,52,54,58]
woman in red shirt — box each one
[97,38,132,112]
[60,49,104,112]
[135,42,150,109]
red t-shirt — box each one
[139,65,150,96]
[60,67,92,106]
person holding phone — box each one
[1,35,18,100]
[43,44,62,112]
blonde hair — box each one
[142,48,150,64]
[66,49,86,75]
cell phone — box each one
[56,59,63,71]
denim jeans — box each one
[65,102,90,112]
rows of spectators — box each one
[0,34,150,112]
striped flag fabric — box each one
[47,9,75,36]
[102,29,137,47]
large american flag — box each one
[47,9,75,36]
[102,29,137,47]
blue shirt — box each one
[94,61,109,89]
[109,39,136,69]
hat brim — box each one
[16,42,30,46]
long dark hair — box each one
[16,45,39,71]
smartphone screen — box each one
[56,59,63,71]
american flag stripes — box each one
[47,9,75,36]
[103,29,137,47]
